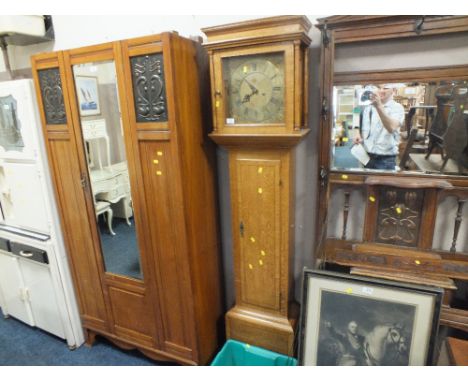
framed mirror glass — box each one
[72,60,143,280]
[331,80,468,176]
[0,95,24,153]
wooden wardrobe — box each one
[31,32,223,365]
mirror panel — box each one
[331,80,468,176]
[73,60,143,280]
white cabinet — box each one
[20,257,65,339]
[0,79,83,348]
[0,251,34,325]
[0,162,50,233]
[0,245,65,339]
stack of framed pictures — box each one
[298,270,443,366]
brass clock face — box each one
[223,52,285,124]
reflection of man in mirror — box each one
[353,84,405,170]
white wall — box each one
[2,15,323,69]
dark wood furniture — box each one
[202,16,311,355]
[31,32,223,365]
[316,16,468,332]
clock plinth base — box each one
[225,303,299,356]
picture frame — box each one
[75,76,100,116]
[298,270,443,366]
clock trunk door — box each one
[230,149,292,314]
[213,44,294,134]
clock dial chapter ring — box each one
[225,55,285,124]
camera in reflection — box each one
[361,85,378,102]
[359,85,378,105]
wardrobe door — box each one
[32,54,108,332]
[120,34,198,361]
[63,43,160,348]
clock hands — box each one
[245,78,258,93]
[241,78,259,104]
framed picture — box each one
[298,270,443,366]
[75,76,100,116]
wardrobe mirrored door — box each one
[72,60,143,280]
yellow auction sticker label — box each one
[369,196,376,202]
[341,174,349,180]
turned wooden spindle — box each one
[342,191,351,240]
[450,198,466,252]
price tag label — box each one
[362,287,374,295]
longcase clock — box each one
[203,16,311,355]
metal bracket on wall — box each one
[414,16,426,35]
[319,166,329,188]
[321,96,329,120]
[322,23,330,47]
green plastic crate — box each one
[211,340,297,366]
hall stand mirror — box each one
[31,33,223,365]
[315,16,468,332]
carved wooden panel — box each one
[130,53,168,123]
[37,68,67,125]
[375,188,425,247]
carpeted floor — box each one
[0,315,173,366]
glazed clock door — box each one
[213,44,295,133]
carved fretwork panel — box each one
[375,188,425,247]
[37,68,67,125]
[130,53,168,123]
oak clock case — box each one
[203,16,311,356]
[31,33,223,365]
